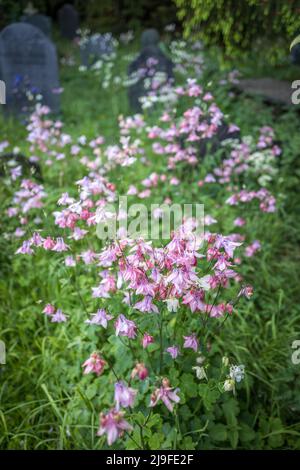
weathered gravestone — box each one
[128,29,174,112]
[58,4,79,40]
[22,14,52,38]
[235,78,292,106]
[0,23,60,115]
[80,33,115,68]
[141,28,160,48]
[198,122,240,159]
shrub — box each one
[174,0,300,60]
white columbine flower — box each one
[229,364,245,383]
[165,298,179,313]
[224,379,235,392]
[192,366,207,380]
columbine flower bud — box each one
[222,356,229,367]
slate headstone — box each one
[58,4,79,40]
[128,30,174,112]
[198,122,240,159]
[141,29,160,48]
[235,78,292,106]
[0,23,60,115]
[22,14,52,38]
[80,33,114,68]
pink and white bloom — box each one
[166,345,180,359]
[150,379,180,412]
[15,240,33,255]
[114,381,137,410]
[43,304,55,316]
[85,309,113,328]
[142,333,154,349]
[52,237,69,252]
[114,314,137,339]
[97,409,132,446]
[51,309,67,323]
[183,333,198,352]
[82,352,106,376]
[131,363,149,380]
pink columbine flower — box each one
[51,309,67,323]
[131,363,149,381]
[85,309,113,328]
[52,237,69,252]
[183,334,198,352]
[65,255,76,266]
[97,409,132,446]
[43,304,55,316]
[14,227,25,238]
[142,333,154,349]
[115,314,137,339]
[182,290,205,313]
[238,285,254,299]
[150,378,180,412]
[233,217,246,227]
[245,240,261,257]
[166,345,180,359]
[43,237,55,250]
[82,352,106,376]
[31,232,44,246]
[15,240,33,255]
[134,295,159,314]
[114,381,137,410]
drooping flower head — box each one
[150,378,180,412]
[114,314,137,339]
[97,409,132,446]
[183,333,198,352]
[82,352,106,376]
[114,381,137,410]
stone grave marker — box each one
[235,78,293,106]
[22,13,52,38]
[0,23,60,115]
[58,4,79,40]
[128,29,174,112]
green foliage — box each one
[175,0,300,61]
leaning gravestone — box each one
[22,13,52,38]
[128,29,174,112]
[80,33,114,68]
[58,4,79,40]
[0,23,60,115]
[235,78,293,106]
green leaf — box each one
[86,383,97,400]
[239,423,255,442]
[210,423,228,441]
[198,383,220,411]
[148,433,164,449]
[181,373,198,398]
